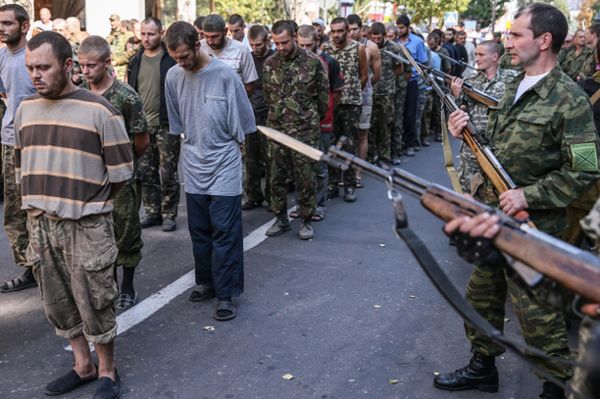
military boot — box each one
[539,382,565,399]
[433,352,498,392]
[265,216,291,237]
[298,221,314,240]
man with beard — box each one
[0,4,37,293]
[17,31,133,398]
[559,29,593,81]
[164,21,255,321]
[347,14,380,185]
[367,22,402,163]
[127,17,179,232]
[201,14,257,95]
[244,24,275,210]
[321,17,368,202]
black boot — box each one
[539,381,565,399]
[433,352,499,392]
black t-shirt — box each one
[579,76,600,136]
[250,48,276,119]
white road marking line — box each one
[115,206,297,336]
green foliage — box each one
[196,0,283,24]
[398,0,470,26]
[517,0,570,17]
[461,0,510,28]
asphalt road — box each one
[0,141,551,398]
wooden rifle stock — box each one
[257,125,600,302]
[395,46,531,223]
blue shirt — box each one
[399,33,428,80]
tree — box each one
[399,0,470,28]
[577,0,600,28]
[517,0,570,17]
[196,0,283,24]
[461,0,510,29]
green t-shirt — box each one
[137,49,163,126]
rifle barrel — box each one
[437,51,479,72]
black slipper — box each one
[213,300,236,321]
[0,269,37,293]
[189,284,216,302]
[45,368,97,396]
[93,373,121,399]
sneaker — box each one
[434,134,443,142]
[327,186,340,200]
[343,187,357,202]
[299,222,314,240]
[140,215,162,229]
[242,200,261,210]
[422,139,431,147]
[392,157,402,165]
[161,218,177,232]
[265,218,291,237]
[403,147,416,157]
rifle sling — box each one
[590,87,600,106]
[389,196,575,392]
[440,104,463,193]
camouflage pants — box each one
[391,83,406,158]
[137,125,181,220]
[430,95,442,140]
[420,91,433,142]
[2,145,28,268]
[112,179,143,269]
[370,94,395,162]
[270,138,317,221]
[414,87,428,146]
[316,132,332,209]
[330,104,360,188]
[245,129,271,205]
[465,263,572,380]
[458,144,485,195]
[27,212,118,344]
[568,318,599,399]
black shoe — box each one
[422,139,431,147]
[93,372,121,399]
[434,134,443,142]
[539,382,565,399]
[162,218,177,232]
[242,200,261,210]
[140,215,162,229]
[343,187,357,202]
[403,147,416,157]
[45,368,97,396]
[433,352,498,392]
[0,268,37,293]
[327,186,340,200]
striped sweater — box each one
[14,88,133,220]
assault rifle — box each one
[397,45,532,223]
[382,50,499,108]
[257,125,600,303]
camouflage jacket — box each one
[108,31,133,80]
[263,47,329,140]
[485,66,600,233]
[581,47,597,79]
[558,46,594,81]
[373,40,402,96]
[581,197,600,245]
[321,40,362,105]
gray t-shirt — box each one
[0,46,36,146]
[165,58,256,196]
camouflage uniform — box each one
[558,46,595,81]
[263,48,329,220]
[108,30,132,81]
[322,40,362,189]
[465,66,600,381]
[414,77,429,146]
[96,79,147,269]
[454,68,519,196]
[581,48,597,79]
[0,100,4,199]
[370,40,402,162]
[137,125,181,221]
[2,145,28,268]
[391,73,407,158]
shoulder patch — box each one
[571,142,599,172]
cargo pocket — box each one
[79,215,119,310]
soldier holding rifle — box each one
[436,4,600,398]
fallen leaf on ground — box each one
[203,326,215,332]
[389,379,399,384]
[373,304,382,309]
[282,373,294,380]
[378,243,386,248]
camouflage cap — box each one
[109,14,121,21]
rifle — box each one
[257,125,600,303]
[382,50,499,108]
[437,50,479,73]
[397,45,532,223]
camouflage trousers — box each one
[391,84,406,158]
[465,262,572,380]
[245,127,271,205]
[568,318,599,399]
[113,179,143,269]
[316,132,332,209]
[270,137,317,221]
[330,104,360,188]
[137,125,181,220]
[2,145,29,268]
[27,212,118,344]
[420,91,434,142]
[458,144,485,196]
[414,87,429,146]
[369,94,395,162]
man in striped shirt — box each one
[15,31,132,399]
